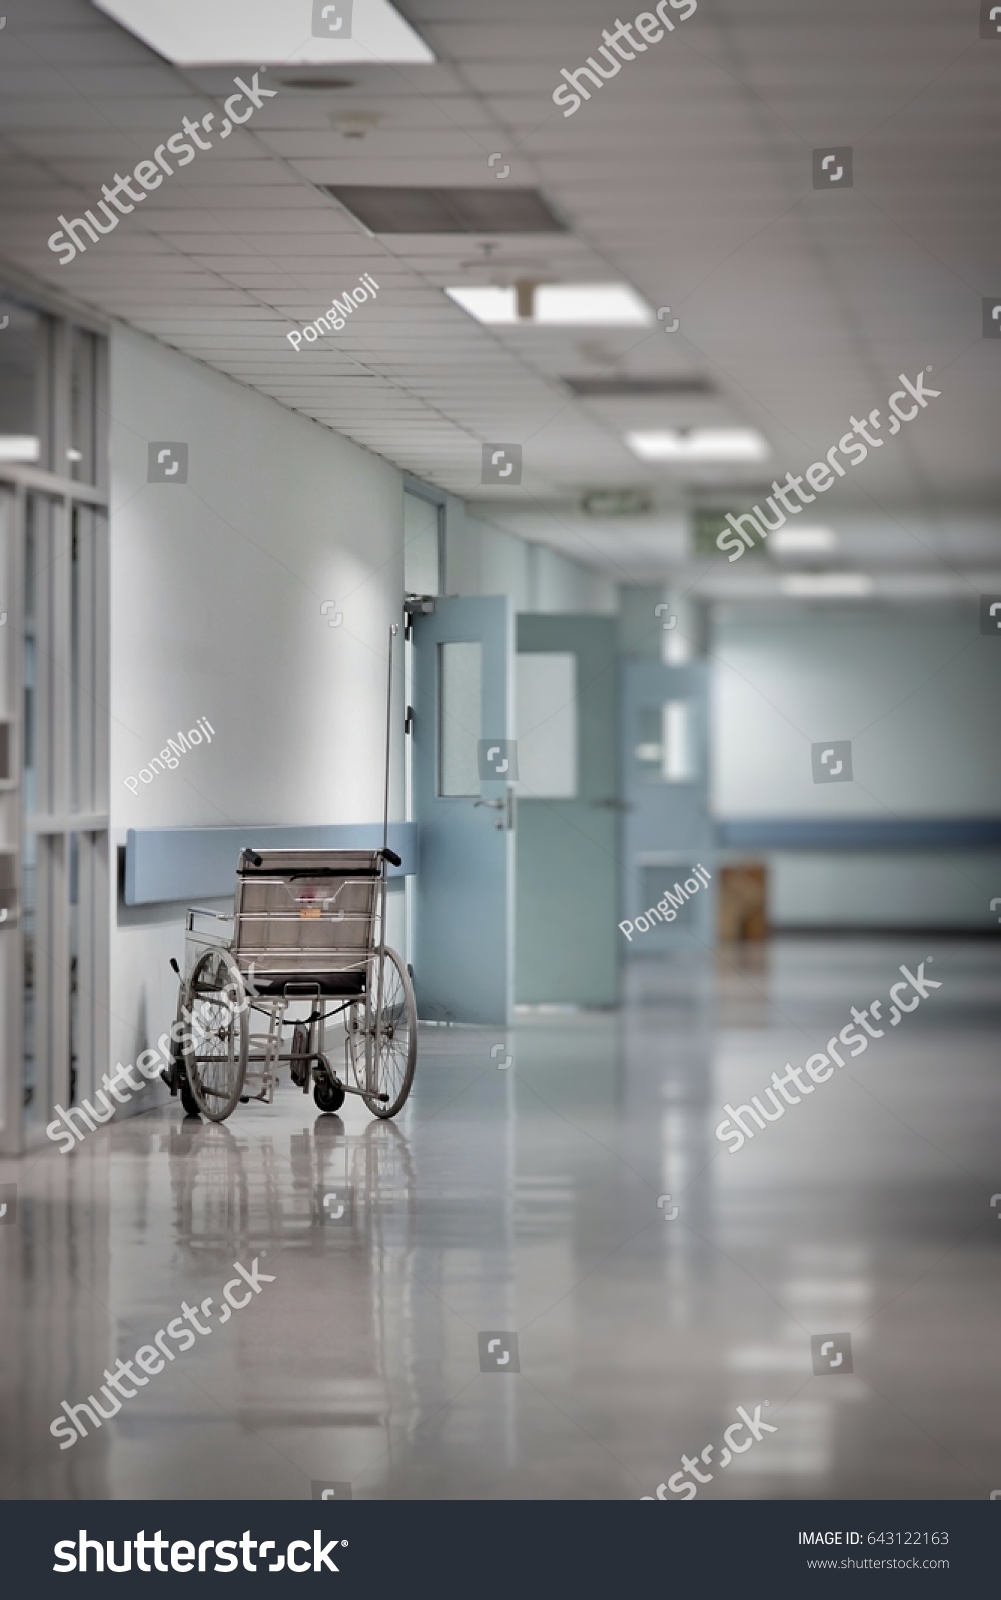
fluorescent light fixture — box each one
[0,436,40,462]
[770,525,838,555]
[92,0,434,65]
[780,573,873,597]
[625,428,770,463]
[445,284,653,327]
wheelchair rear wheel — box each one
[182,947,249,1122]
[348,947,417,1119]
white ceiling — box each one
[1,0,1000,588]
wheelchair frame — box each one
[168,844,417,1123]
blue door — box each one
[620,659,714,950]
[410,596,514,1024]
[515,615,620,1006]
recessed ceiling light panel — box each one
[447,284,652,326]
[626,428,769,463]
[779,573,873,597]
[92,0,434,65]
[770,525,839,554]
[0,436,40,462]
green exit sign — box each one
[691,508,766,559]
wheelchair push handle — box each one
[380,848,402,868]
[242,848,264,867]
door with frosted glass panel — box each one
[410,596,514,1024]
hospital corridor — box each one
[0,0,1000,1570]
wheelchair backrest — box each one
[232,849,382,966]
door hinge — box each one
[404,594,436,639]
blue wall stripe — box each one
[125,823,417,907]
[715,818,1001,850]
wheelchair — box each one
[165,846,417,1123]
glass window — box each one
[404,491,442,595]
[634,700,697,782]
[0,298,41,466]
[515,652,577,798]
[438,640,481,796]
[663,701,696,782]
[68,326,99,484]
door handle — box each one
[473,792,515,830]
[475,797,505,829]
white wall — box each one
[448,507,616,614]
[712,604,1001,927]
[109,326,405,1097]
[768,850,1000,928]
[713,604,998,816]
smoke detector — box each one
[332,111,382,139]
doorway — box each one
[408,595,515,1025]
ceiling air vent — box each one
[276,76,357,90]
[564,377,716,399]
[321,186,566,234]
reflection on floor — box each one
[1,936,999,1500]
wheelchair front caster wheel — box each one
[314,1075,345,1114]
[180,1079,201,1118]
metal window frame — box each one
[0,315,109,1155]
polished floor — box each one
[2,936,999,1500]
